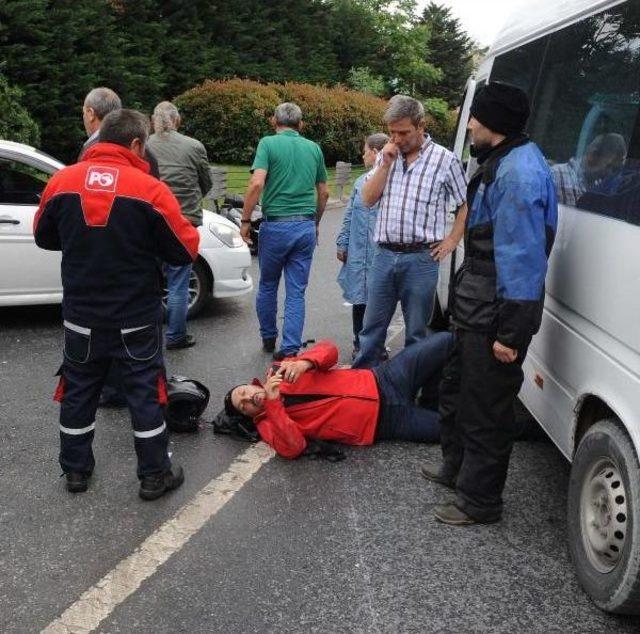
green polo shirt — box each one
[251,129,327,217]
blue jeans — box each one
[164,263,191,343]
[373,331,453,442]
[352,246,439,368]
[257,220,316,354]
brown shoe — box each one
[420,463,456,489]
[434,503,477,526]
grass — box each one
[215,164,369,198]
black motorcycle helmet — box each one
[164,375,210,433]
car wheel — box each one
[567,418,640,614]
[186,258,211,319]
[162,259,211,320]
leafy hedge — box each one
[175,79,455,165]
[0,73,40,146]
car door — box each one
[0,149,62,304]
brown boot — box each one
[434,503,477,526]
[420,463,456,489]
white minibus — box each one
[446,0,640,614]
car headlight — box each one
[208,221,244,248]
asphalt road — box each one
[1,205,639,633]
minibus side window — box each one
[526,3,640,223]
[490,37,548,104]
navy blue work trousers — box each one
[56,321,171,478]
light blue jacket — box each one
[336,174,378,305]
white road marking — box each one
[41,443,275,634]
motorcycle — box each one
[215,193,262,255]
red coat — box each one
[255,341,380,459]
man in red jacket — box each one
[225,332,452,459]
[34,109,200,500]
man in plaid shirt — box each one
[352,96,468,368]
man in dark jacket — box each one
[224,333,452,459]
[422,83,558,525]
[35,109,200,500]
[80,87,160,408]
[80,86,160,177]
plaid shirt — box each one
[372,136,467,244]
[551,158,584,207]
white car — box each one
[0,140,252,317]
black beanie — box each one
[224,386,242,417]
[470,82,530,136]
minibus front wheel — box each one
[567,418,640,614]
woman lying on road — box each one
[223,332,452,459]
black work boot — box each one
[66,471,90,493]
[273,349,298,361]
[420,463,456,489]
[139,465,184,501]
[166,335,196,351]
[262,337,276,353]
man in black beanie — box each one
[421,82,559,525]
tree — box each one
[0,0,130,162]
[328,0,442,98]
[419,2,475,105]
[0,72,40,145]
[347,67,386,97]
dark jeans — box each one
[57,322,171,478]
[352,303,366,350]
[439,329,529,522]
[373,331,453,443]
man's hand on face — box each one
[240,223,252,245]
[278,359,313,383]
[381,142,399,167]
[493,341,518,363]
[264,367,285,399]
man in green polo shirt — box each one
[241,102,329,359]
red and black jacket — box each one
[34,143,200,328]
[255,341,380,459]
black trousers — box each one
[352,303,366,349]
[56,322,171,478]
[439,329,529,522]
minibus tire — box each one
[567,419,640,614]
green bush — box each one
[175,78,459,164]
[175,79,388,165]
[0,73,40,146]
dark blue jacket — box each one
[452,137,558,349]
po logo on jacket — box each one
[85,167,118,192]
